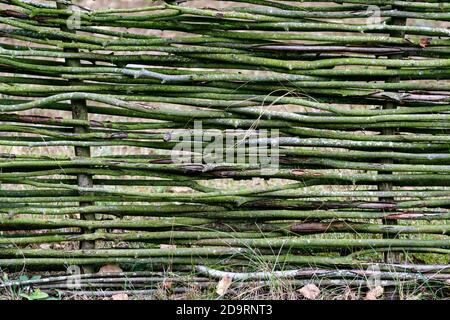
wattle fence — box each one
[0,0,449,294]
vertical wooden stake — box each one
[57,2,95,274]
[378,13,407,299]
[379,14,407,264]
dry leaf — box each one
[98,264,123,274]
[216,275,232,296]
[365,286,384,300]
[111,293,128,300]
[298,283,320,300]
[342,287,356,300]
[419,37,432,48]
[160,244,177,249]
[162,279,172,290]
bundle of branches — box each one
[2,266,449,298]
[0,0,448,287]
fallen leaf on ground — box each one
[162,279,172,290]
[216,275,232,296]
[111,293,128,300]
[98,264,123,274]
[342,287,356,300]
[365,286,384,300]
[298,283,320,300]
